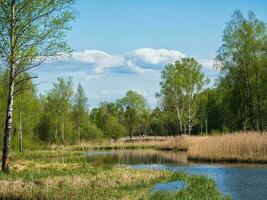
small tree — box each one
[116,90,149,141]
[73,83,88,143]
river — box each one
[84,150,267,200]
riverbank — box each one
[0,150,230,200]
[71,132,267,164]
[70,138,187,152]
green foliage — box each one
[90,102,126,140]
[196,88,224,134]
[215,10,267,131]
[117,90,149,138]
[160,57,207,134]
[0,0,75,70]
[35,79,105,144]
[80,122,103,142]
[72,83,96,142]
[117,90,148,115]
[104,116,126,140]
[149,118,165,136]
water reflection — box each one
[84,150,188,166]
[84,150,267,200]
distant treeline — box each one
[0,10,266,148]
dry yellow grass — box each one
[163,132,267,162]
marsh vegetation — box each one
[0,1,266,200]
[0,150,231,200]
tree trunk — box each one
[55,117,58,142]
[61,118,65,144]
[77,115,80,144]
[78,125,80,144]
[2,75,15,172]
[253,56,264,132]
[129,127,132,142]
[19,94,23,153]
[188,103,192,135]
[242,56,258,131]
[200,120,203,134]
[2,0,16,173]
[245,73,258,130]
[173,88,183,135]
[205,119,208,135]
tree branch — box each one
[14,58,47,77]
[14,75,38,87]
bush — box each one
[103,116,126,140]
[81,122,103,141]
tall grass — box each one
[164,132,267,163]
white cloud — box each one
[41,48,187,75]
[72,50,124,73]
[126,60,156,74]
[129,48,186,65]
[72,50,124,67]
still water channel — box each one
[85,150,267,200]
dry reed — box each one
[164,132,267,163]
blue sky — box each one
[34,0,267,108]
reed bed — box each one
[163,132,267,163]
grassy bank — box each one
[0,150,230,200]
[70,138,187,152]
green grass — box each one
[149,173,231,200]
[0,150,231,200]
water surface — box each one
[84,150,267,200]
[152,181,186,193]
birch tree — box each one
[0,0,75,172]
[160,58,206,135]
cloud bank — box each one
[42,48,189,75]
[34,48,218,108]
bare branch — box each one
[14,58,47,77]
[14,75,38,87]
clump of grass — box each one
[149,173,231,200]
